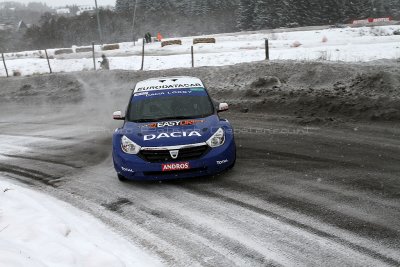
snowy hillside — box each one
[1,25,400,77]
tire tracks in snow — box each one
[177,183,400,266]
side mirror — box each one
[218,103,229,113]
[113,111,125,120]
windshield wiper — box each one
[132,118,159,123]
[133,115,211,123]
[196,113,213,118]
[152,116,197,121]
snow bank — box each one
[0,179,163,267]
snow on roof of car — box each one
[134,76,205,93]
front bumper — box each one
[113,140,236,181]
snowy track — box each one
[0,62,399,266]
[0,112,399,266]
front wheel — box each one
[228,157,236,170]
[118,174,128,182]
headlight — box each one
[121,135,141,154]
[206,128,225,148]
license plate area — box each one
[162,162,190,172]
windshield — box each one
[128,89,214,122]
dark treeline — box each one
[238,0,400,30]
[1,0,400,52]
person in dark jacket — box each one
[99,54,110,70]
[145,32,152,43]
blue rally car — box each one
[112,76,236,181]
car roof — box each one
[134,76,205,93]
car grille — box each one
[143,167,208,177]
[139,145,210,163]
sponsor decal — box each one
[166,90,193,95]
[217,159,229,165]
[135,92,164,97]
[134,90,194,98]
[145,120,204,128]
[136,83,203,92]
[353,17,392,24]
[144,131,202,141]
[122,167,135,173]
[190,88,205,92]
[371,17,391,22]
[135,89,197,97]
[162,162,190,172]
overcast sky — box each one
[9,0,115,7]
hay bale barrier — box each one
[54,48,74,55]
[161,40,182,47]
[13,70,21,76]
[102,44,120,51]
[193,38,216,45]
[76,47,93,53]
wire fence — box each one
[0,38,270,78]
[2,22,400,78]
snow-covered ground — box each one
[0,178,163,267]
[1,25,400,77]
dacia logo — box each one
[169,150,179,159]
[144,131,202,141]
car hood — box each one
[121,115,220,147]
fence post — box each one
[44,49,52,74]
[191,46,194,68]
[92,42,96,70]
[1,53,9,77]
[265,39,269,60]
[141,38,145,71]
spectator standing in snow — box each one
[99,54,110,70]
[145,32,152,43]
[157,32,163,42]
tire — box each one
[228,157,236,170]
[118,174,128,182]
[228,148,237,170]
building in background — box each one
[76,5,95,16]
[56,8,71,15]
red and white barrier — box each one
[353,17,392,24]
[353,19,370,24]
[370,17,392,23]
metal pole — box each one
[265,39,269,60]
[92,42,96,70]
[44,49,52,74]
[132,0,138,46]
[94,0,103,44]
[191,46,194,68]
[141,38,145,70]
[1,53,8,77]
